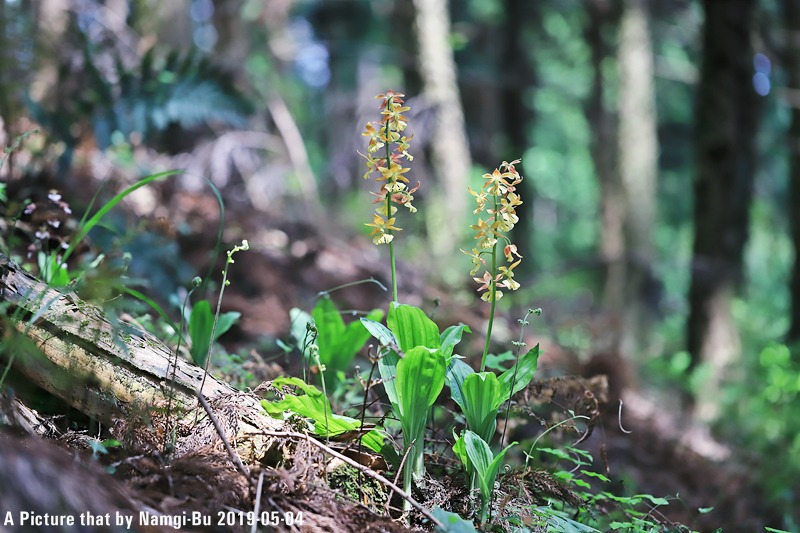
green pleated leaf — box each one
[396,346,445,482]
[188,300,213,367]
[452,431,469,471]
[396,347,445,425]
[361,317,398,348]
[310,296,383,379]
[432,506,478,533]
[261,377,384,453]
[387,303,440,352]
[312,295,345,357]
[213,311,240,341]
[440,324,470,363]
[361,317,401,406]
[446,358,475,410]
[463,430,517,523]
[462,372,505,444]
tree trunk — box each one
[502,0,538,269]
[785,0,800,346]
[0,254,280,461]
[614,0,659,359]
[586,0,622,351]
[686,0,760,420]
[413,0,471,257]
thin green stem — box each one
[198,264,230,396]
[317,277,388,297]
[523,414,590,470]
[384,115,398,302]
[198,241,248,396]
[389,237,398,302]
[480,195,501,371]
[500,308,534,446]
[480,246,497,372]
[315,349,330,440]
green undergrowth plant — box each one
[453,430,517,523]
[196,239,249,393]
[261,376,384,453]
[361,302,463,510]
[188,299,240,368]
[288,293,383,392]
[46,170,182,285]
[343,92,540,524]
[529,446,690,532]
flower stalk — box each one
[463,160,524,371]
[361,91,418,302]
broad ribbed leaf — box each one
[396,347,445,426]
[446,358,475,410]
[432,507,478,533]
[440,324,471,363]
[361,317,398,347]
[387,303,440,352]
[261,377,384,452]
[462,372,505,444]
[188,300,213,367]
[213,311,240,342]
[452,431,468,470]
[333,308,383,372]
[312,295,345,359]
[463,430,517,522]
[396,346,445,484]
[362,318,401,406]
[292,297,385,385]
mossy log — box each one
[0,254,280,461]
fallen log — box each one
[0,254,281,461]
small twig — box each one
[250,471,265,533]
[317,277,388,298]
[196,392,253,486]
[356,357,379,503]
[618,399,632,434]
[384,437,415,518]
[164,282,199,454]
[260,430,443,529]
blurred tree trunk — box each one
[687,0,760,420]
[413,0,471,257]
[785,0,800,346]
[502,0,537,268]
[585,0,621,349]
[612,0,658,359]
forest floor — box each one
[0,173,779,532]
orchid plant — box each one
[361,91,419,302]
[463,160,525,371]
[360,92,539,522]
[264,90,541,527]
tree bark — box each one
[785,0,800,346]
[586,0,622,348]
[502,0,538,269]
[686,0,760,420]
[413,0,472,257]
[614,0,659,359]
[0,254,280,460]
